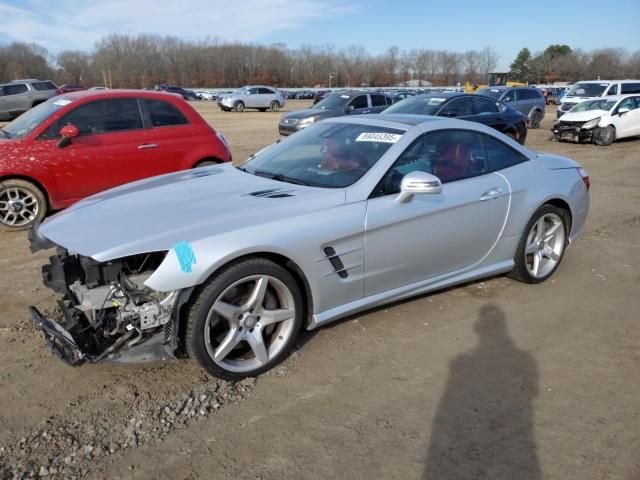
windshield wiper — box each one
[0,128,9,138]
[271,174,311,186]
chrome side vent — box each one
[323,246,348,278]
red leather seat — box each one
[433,143,469,182]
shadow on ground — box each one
[424,303,541,480]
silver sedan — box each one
[29,115,590,379]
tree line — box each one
[1,35,639,89]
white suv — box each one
[218,86,285,113]
[0,79,58,120]
[557,80,640,118]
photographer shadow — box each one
[424,303,541,480]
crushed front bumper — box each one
[551,125,595,143]
[29,306,85,365]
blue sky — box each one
[1,0,639,70]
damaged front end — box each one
[29,245,186,366]
[551,117,600,143]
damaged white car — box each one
[30,115,590,379]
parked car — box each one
[0,90,231,230]
[382,93,528,144]
[218,86,285,112]
[29,115,589,380]
[557,80,640,118]
[475,86,546,128]
[55,84,86,95]
[279,91,392,135]
[551,95,640,145]
[0,79,58,120]
[313,90,332,104]
[158,85,197,101]
[388,90,417,103]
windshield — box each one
[570,99,616,113]
[314,94,351,109]
[2,96,72,139]
[566,82,609,97]
[383,96,447,115]
[233,88,248,95]
[475,88,503,99]
[240,122,405,188]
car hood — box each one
[281,108,341,121]
[38,164,346,261]
[558,110,608,122]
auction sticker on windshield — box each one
[356,132,402,143]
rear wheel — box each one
[234,101,245,113]
[529,111,542,129]
[0,179,47,231]
[270,101,280,112]
[185,258,304,380]
[509,205,568,284]
[594,125,615,146]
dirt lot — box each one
[1,101,639,479]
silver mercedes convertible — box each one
[29,115,590,379]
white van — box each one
[557,80,640,118]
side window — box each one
[348,95,368,110]
[4,84,28,95]
[481,134,528,171]
[371,94,387,107]
[502,90,514,102]
[40,98,143,139]
[634,97,640,109]
[144,99,189,127]
[372,130,488,196]
[440,97,472,117]
[607,84,618,95]
[248,88,260,95]
[621,83,640,94]
[32,81,57,91]
[617,97,635,112]
[471,97,499,115]
[258,88,274,95]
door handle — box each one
[480,187,503,201]
[138,143,158,150]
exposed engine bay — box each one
[30,248,180,365]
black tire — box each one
[269,101,280,112]
[0,179,47,231]
[594,125,615,146]
[233,101,245,113]
[529,111,542,129]
[185,258,304,380]
[509,205,569,284]
[193,159,219,168]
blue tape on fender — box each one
[173,241,196,273]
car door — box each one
[259,87,276,107]
[36,98,162,201]
[612,96,640,138]
[245,87,261,108]
[512,89,531,117]
[141,97,198,171]
[345,95,369,115]
[364,129,510,296]
[468,96,506,131]
[2,83,29,114]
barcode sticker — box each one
[355,132,402,143]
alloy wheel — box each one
[204,275,296,373]
[0,187,40,227]
[524,213,565,279]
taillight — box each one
[577,167,590,191]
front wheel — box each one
[233,101,245,113]
[509,205,568,284]
[185,258,304,380]
[594,125,615,146]
[270,101,280,112]
[0,179,47,231]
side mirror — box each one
[441,111,457,118]
[345,105,355,113]
[57,124,79,148]
[396,171,442,203]
[503,96,512,102]
[618,107,630,115]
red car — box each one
[0,90,232,230]
[55,84,87,95]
